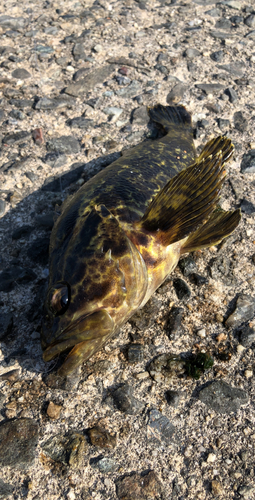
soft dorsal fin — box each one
[137,136,234,246]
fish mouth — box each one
[42,309,114,371]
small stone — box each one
[167,83,187,104]
[43,153,67,168]
[218,118,230,131]
[196,83,225,94]
[207,453,216,463]
[179,256,197,276]
[119,66,129,76]
[34,96,76,110]
[167,306,184,339]
[0,418,38,469]
[210,50,224,62]
[131,106,149,125]
[190,273,208,286]
[218,63,243,77]
[9,98,33,109]
[234,111,248,132]
[215,18,232,30]
[211,480,223,496]
[47,401,62,419]
[3,130,31,145]
[147,409,175,445]
[111,384,144,415]
[240,150,255,174]
[0,479,14,499]
[0,313,13,340]
[221,0,242,9]
[238,485,255,497]
[32,128,44,145]
[46,136,80,155]
[92,457,118,473]
[42,432,86,467]
[0,369,20,383]
[127,344,144,363]
[237,344,245,354]
[184,48,200,59]
[0,200,6,216]
[199,380,248,414]
[239,326,255,347]
[103,107,123,122]
[116,80,142,98]
[197,328,206,338]
[225,294,255,329]
[244,369,253,379]
[66,117,94,129]
[241,199,255,215]
[116,471,163,500]
[65,65,115,96]
[173,278,191,300]
[88,426,116,449]
[93,44,103,53]
[165,390,181,407]
[148,353,185,382]
[12,68,31,79]
[0,15,28,30]
[245,15,255,28]
[116,75,131,85]
[225,87,238,103]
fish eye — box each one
[49,283,70,316]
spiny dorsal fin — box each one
[148,104,192,133]
[181,208,241,254]
[138,136,234,246]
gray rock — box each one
[167,83,187,103]
[173,278,191,300]
[0,479,13,499]
[46,136,80,155]
[148,353,185,382]
[131,105,149,125]
[111,384,144,415]
[217,63,243,77]
[0,15,28,30]
[196,83,225,94]
[210,30,235,40]
[0,266,36,292]
[241,198,255,215]
[9,109,25,120]
[64,65,115,96]
[66,117,94,129]
[225,87,238,103]
[12,68,31,79]
[239,326,255,347]
[91,457,118,473]
[240,150,255,173]
[184,48,200,59]
[35,96,76,110]
[215,18,232,30]
[199,380,248,414]
[43,152,68,168]
[0,418,38,469]
[3,130,31,145]
[34,45,54,54]
[234,111,248,132]
[167,306,184,339]
[206,8,221,17]
[245,15,255,28]
[0,200,6,216]
[210,50,224,62]
[42,432,86,467]
[147,409,175,445]
[179,256,197,276]
[218,1,242,10]
[218,118,230,130]
[238,485,255,497]
[73,68,90,81]
[0,313,13,340]
[154,63,169,75]
[225,294,255,329]
[165,390,181,408]
[127,344,144,363]
[116,80,142,98]
[9,98,33,108]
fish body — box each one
[41,105,241,376]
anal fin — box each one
[181,208,241,253]
[138,136,234,246]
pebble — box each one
[0,313,13,340]
[245,15,255,28]
[198,380,248,414]
[196,83,225,94]
[167,83,187,104]
[0,266,36,292]
[111,384,144,415]
[225,294,255,329]
[210,50,224,62]
[11,68,31,79]
[0,479,14,499]
[127,344,144,363]
[225,87,238,103]
[148,353,185,382]
[218,118,230,131]
[239,326,255,347]
[211,480,224,496]
[46,401,62,419]
[91,457,118,473]
[66,117,94,129]
[0,199,6,216]
[184,48,200,59]
[46,136,80,155]
[35,96,76,110]
[3,130,31,145]
[207,452,216,463]
[88,426,116,449]
[244,369,253,379]
[240,150,255,174]
[116,470,163,500]
[42,432,86,467]
[167,306,184,339]
[190,273,208,286]
[64,65,115,97]
[179,255,197,276]
[0,418,38,469]
[131,105,149,125]
[0,15,28,30]
[116,80,142,98]
[218,63,243,77]
[147,409,175,445]
[103,106,123,122]
[241,199,255,215]
[234,111,248,132]
[43,152,68,168]
[165,390,181,408]
[173,278,191,300]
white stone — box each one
[207,453,216,463]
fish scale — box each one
[41,104,241,376]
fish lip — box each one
[42,312,94,361]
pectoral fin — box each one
[138,137,234,246]
[181,208,241,253]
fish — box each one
[41,104,241,376]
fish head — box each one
[41,204,147,375]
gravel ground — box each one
[0,0,255,499]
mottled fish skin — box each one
[41,105,240,376]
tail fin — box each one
[148,104,192,133]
